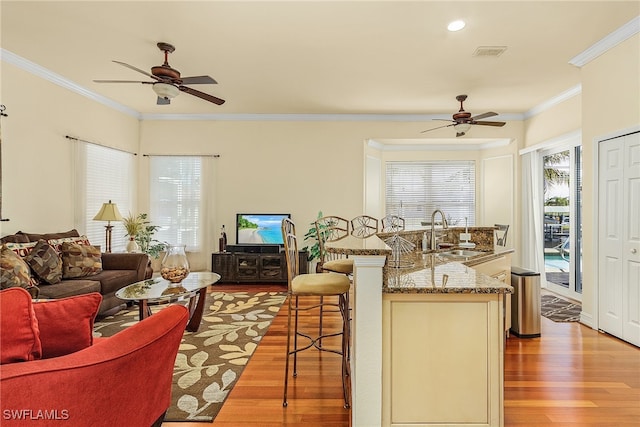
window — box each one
[149,156,207,251]
[74,142,136,252]
[385,161,476,229]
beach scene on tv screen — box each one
[237,214,287,244]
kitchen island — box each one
[325,234,513,427]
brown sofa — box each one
[1,229,150,315]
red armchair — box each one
[0,288,188,427]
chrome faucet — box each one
[430,209,448,251]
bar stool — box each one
[315,216,353,349]
[281,218,351,408]
[495,224,509,247]
[316,216,353,275]
[351,215,379,238]
[381,214,405,233]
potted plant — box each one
[122,212,144,253]
[134,213,167,259]
[303,211,326,272]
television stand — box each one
[211,250,308,283]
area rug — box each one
[94,290,287,422]
[541,294,581,322]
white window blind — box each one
[385,161,476,229]
[76,143,136,252]
[149,156,203,251]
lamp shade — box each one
[93,200,123,222]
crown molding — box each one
[368,138,512,152]
[139,112,524,122]
[569,15,640,67]
[1,48,141,119]
[523,84,582,119]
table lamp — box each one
[93,200,123,253]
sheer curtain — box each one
[521,151,547,284]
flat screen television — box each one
[236,213,291,245]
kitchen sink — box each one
[438,249,485,259]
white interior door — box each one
[598,132,640,346]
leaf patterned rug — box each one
[541,294,581,322]
[93,290,287,422]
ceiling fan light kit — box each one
[93,42,225,106]
[420,94,506,137]
[152,82,179,99]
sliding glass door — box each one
[541,145,582,299]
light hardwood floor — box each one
[163,284,640,426]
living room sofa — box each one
[0,229,150,315]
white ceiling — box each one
[1,1,639,119]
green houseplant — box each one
[123,213,166,258]
[303,211,332,273]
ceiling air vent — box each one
[473,46,507,57]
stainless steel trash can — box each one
[510,267,541,338]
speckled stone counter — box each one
[386,255,513,294]
[325,234,514,294]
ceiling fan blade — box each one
[473,121,506,127]
[113,60,160,81]
[93,80,153,84]
[420,123,454,133]
[157,96,170,105]
[180,75,218,85]
[470,111,497,121]
[178,86,225,105]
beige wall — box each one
[0,63,139,237]
[521,33,640,322]
[580,34,640,321]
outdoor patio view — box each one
[543,147,582,295]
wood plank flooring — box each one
[162,284,640,426]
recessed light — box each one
[447,20,466,32]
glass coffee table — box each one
[116,271,221,332]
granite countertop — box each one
[324,234,514,295]
[384,251,514,294]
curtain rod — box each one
[142,154,220,158]
[65,135,137,156]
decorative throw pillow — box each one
[0,287,42,364]
[46,235,92,254]
[32,292,102,358]
[4,241,37,258]
[61,242,102,279]
[24,240,63,285]
[0,244,38,292]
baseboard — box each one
[579,311,594,328]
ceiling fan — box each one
[93,42,225,106]
[421,95,505,137]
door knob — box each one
[632,248,637,254]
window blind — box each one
[385,161,476,229]
[81,144,135,252]
[149,156,203,251]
